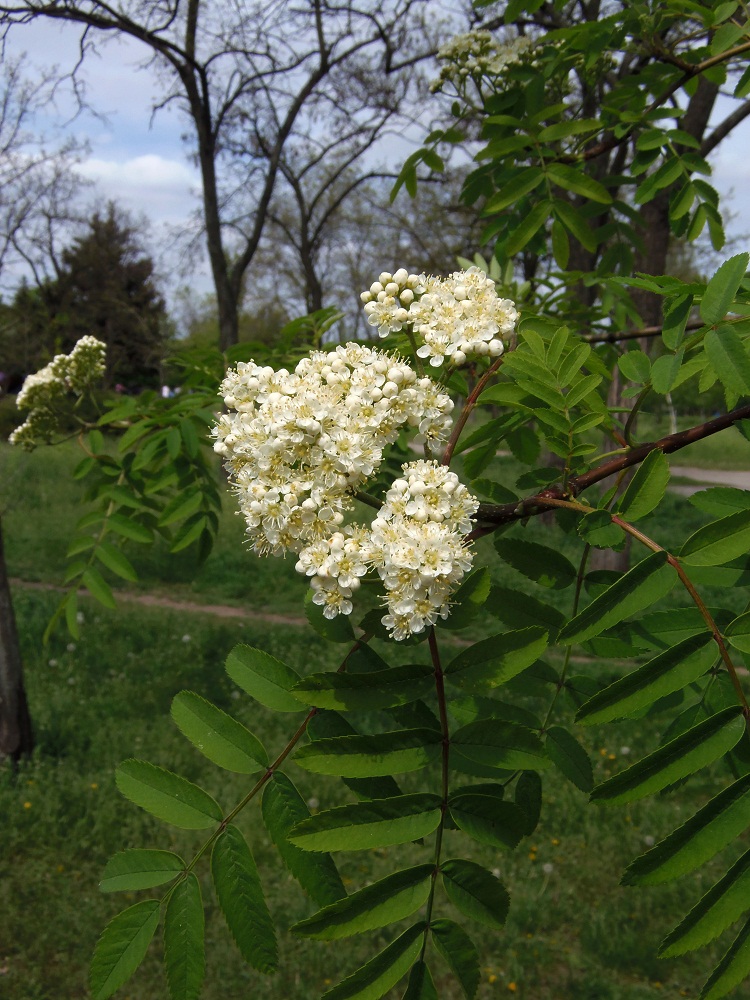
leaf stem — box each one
[608,514,749,713]
[182,633,371,877]
[419,626,451,961]
[441,355,505,466]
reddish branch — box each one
[472,402,750,531]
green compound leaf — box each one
[486,585,565,636]
[441,859,510,929]
[484,166,544,211]
[446,627,548,689]
[164,873,205,1000]
[700,914,750,1000]
[291,864,433,940]
[291,664,434,711]
[449,794,527,850]
[107,512,154,544]
[115,760,223,829]
[171,691,267,772]
[90,899,160,1000]
[439,567,492,630]
[289,794,442,852]
[618,349,651,384]
[262,772,345,906]
[726,611,750,653]
[545,726,593,793]
[623,774,750,886]
[95,541,138,582]
[494,538,576,589]
[402,960,438,1000]
[211,824,277,974]
[100,849,185,893]
[546,162,612,203]
[82,566,117,609]
[225,644,303,712]
[576,634,716,726]
[705,325,750,398]
[293,729,442,777]
[615,450,670,522]
[578,509,626,549]
[515,770,543,836]
[681,510,750,566]
[505,198,552,255]
[305,589,357,643]
[557,552,675,646]
[660,847,750,957]
[320,922,424,1000]
[690,487,750,518]
[591,708,746,806]
[431,919,480,1000]
[451,720,550,772]
[307,711,402,802]
[700,252,750,325]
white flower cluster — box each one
[10,336,106,449]
[214,348,479,639]
[361,266,517,367]
[298,460,478,639]
[431,30,536,92]
[213,344,454,558]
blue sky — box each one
[7,17,750,304]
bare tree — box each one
[0,58,86,290]
[0,58,88,761]
[0,0,454,349]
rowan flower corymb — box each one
[361,266,517,367]
[213,344,478,638]
[430,30,536,93]
[9,336,106,449]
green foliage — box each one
[15,3,750,998]
[164,874,205,1000]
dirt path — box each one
[669,465,750,495]
[11,578,309,628]
[10,464,749,627]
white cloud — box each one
[76,154,199,226]
[78,153,196,192]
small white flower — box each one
[643,835,655,847]
[66,642,76,652]
[181,634,191,643]
[542,863,554,875]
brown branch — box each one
[471,402,750,531]
[583,319,706,344]
[561,39,750,167]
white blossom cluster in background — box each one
[214,347,479,638]
[9,336,106,449]
[431,30,536,93]
[361,266,517,367]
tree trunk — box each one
[0,513,33,762]
[216,280,240,353]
